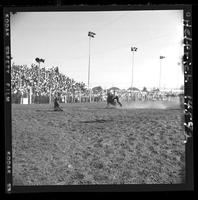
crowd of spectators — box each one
[116,89,181,102]
[11,63,87,103]
[11,63,183,104]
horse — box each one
[106,92,122,107]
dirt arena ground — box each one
[12,101,186,185]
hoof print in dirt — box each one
[91,161,104,169]
[93,173,109,183]
[72,172,85,180]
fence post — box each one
[80,90,82,103]
[29,87,32,104]
[73,90,75,103]
[20,91,23,104]
[49,89,52,104]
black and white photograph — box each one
[4,5,193,192]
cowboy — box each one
[54,96,63,111]
[107,91,122,107]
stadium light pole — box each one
[159,56,165,90]
[131,46,138,89]
[88,31,96,102]
[35,57,45,86]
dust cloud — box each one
[118,100,181,110]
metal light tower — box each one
[88,31,96,102]
[159,56,165,90]
[131,46,138,89]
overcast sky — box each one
[10,10,184,90]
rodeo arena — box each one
[11,63,183,106]
[11,58,187,186]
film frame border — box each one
[182,5,193,191]
[183,8,193,142]
[4,10,12,194]
[4,4,193,193]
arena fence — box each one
[11,91,181,104]
[11,92,104,104]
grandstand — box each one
[11,63,183,105]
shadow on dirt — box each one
[79,119,113,123]
[86,107,117,110]
[36,109,64,112]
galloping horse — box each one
[107,92,122,107]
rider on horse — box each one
[107,91,122,107]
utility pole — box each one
[159,56,165,90]
[35,57,45,87]
[88,31,96,102]
[131,46,137,101]
[131,46,138,89]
